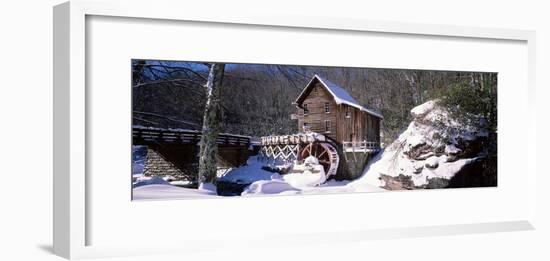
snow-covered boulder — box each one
[360,100,490,190]
[410,99,438,118]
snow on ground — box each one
[133,184,218,200]
[218,156,276,184]
[132,145,147,175]
[241,178,386,196]
[282,156,327,187]
[240,156,386,196]
[241,180,300,195]
[133,176,170,188]
[132,155,388,200]
[199,182,217,191]
[169,180,193,186]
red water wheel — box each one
[299,142,339,177]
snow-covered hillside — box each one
[359,99,490,189]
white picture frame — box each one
[53,0,537,259]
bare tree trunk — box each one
[403,71,420,105]
[479,73,485,90]
[132,60,146,87]
[198,63,225,187]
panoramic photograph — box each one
[131,60,497,200]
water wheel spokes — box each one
[299,142,340,179]
[317,149,327,158]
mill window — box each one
[303,122,310,132]
[325,120,331,133]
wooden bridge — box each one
[133,125,251,147]
[133,126,251,182]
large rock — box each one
[360,100,492,189]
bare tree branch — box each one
[143,64,208,81]
[133,111,200,127]
[133,78,205,88]
[132,116,159,125]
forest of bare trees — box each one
[132,60,497,145]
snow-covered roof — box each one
[295,74,383,119]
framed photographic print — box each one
[54,0,537,259]
[130,61,498,200]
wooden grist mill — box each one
[260,74,383,181]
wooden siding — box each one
[364,113,380,143]
[335,104,366,143]
[296,82,381,146]
[296,83,338,140]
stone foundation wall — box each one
[142,144,249,181]
[334,152,370,180]
[143,145,197,180]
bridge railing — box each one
[132,126,251,146]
